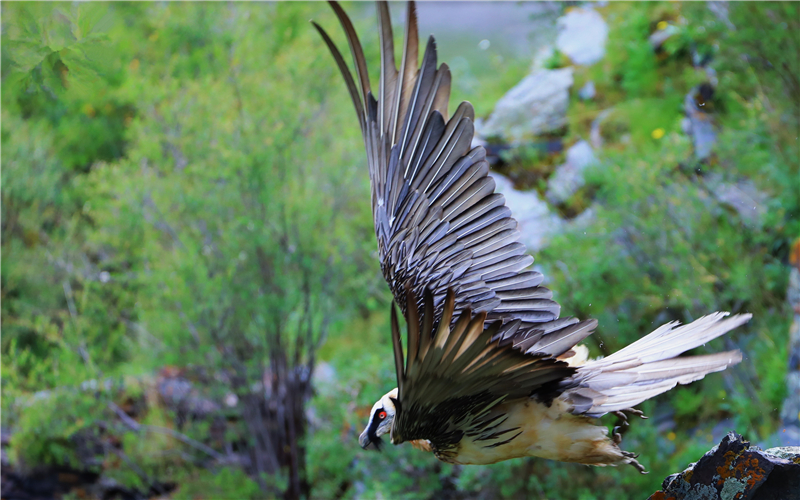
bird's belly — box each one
[447,398,622,466]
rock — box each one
[703,172,768,227]
[767,446,800,462]
[578,81,596,100]
[779,266,800,445]
[648,432,800,500]
[490,172,563,252]
[590,108,614,149]
[556,8,608,66]
[545,140,598,205]
[684,86,717,160]
[569,205,597,232]
[481,67,573,143]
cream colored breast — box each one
[447,397,623,466]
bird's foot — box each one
[621,450,648,474]
[610,408,649,472]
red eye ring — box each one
[379,411,387,419]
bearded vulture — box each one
[312,1,750,471]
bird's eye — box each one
[379,411,387,419]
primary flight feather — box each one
[313,1,750,471]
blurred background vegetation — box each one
[2,2,797,499]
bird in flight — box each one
[313,1,750,471]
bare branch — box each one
[109,402,224,461]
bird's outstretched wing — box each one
[313,1,596,356]
[389,287,575,459]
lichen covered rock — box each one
[648,432,800,500]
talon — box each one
[621,408,647,419]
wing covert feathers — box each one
[391,288,575,450]
[315,1,591,355]
[566,312,751,417]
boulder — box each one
[649,432,800,500]
[546,140,598,205]
[556,8,608,66]
[480,67,573,143]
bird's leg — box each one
[611,411,627,444]
[608,408,649,473]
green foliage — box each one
[495,143,564,193]
[172,467,263,500]
[9,389,110,469]
[2,1,796,499]
[542,48,570,70]
[2,2,113,94]
[598,4,660,99]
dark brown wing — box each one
[390,288,575,455]
[313,1,597,356]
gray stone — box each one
[684,90,716,160]
[481,67,573,143]
[765,446,800,461]
[490,172,563,252]
[545,140,598,205]
[703,172,768,227]
[578,80,596,100]
[781,267,800,440]
[556,8,608,66]
[590,108,614,149]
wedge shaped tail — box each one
[567,312,750,417]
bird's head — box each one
[358,388,398,450]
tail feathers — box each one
[596,312,751,367]
[568,312,750,418]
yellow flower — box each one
[667,431,676,441]
[657,21,669,31]
[651,128,665,139]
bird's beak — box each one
[359,429,371,449]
